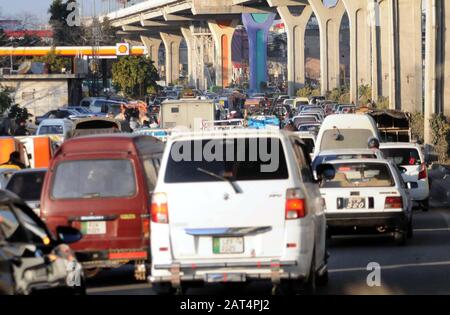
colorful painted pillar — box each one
[242,13,276,93]
[208,20,238,88]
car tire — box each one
[421,198,429,212]
[394,230,407,246]
[407,221,414,239]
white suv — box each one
[149,130,330,294]
[380,143,430,211]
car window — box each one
[52,159,137,199]
[322,163,395,188]
[380,148,422,166]
[164,138,289,183]
[6,172,46,201]
[291,139,315,183]
[38,125,64,135]
[320,129,374,151]
[11,203,50,245]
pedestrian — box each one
[14,121,29,136]
[1,151,26,169]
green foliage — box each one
[358,84,372,105]
[327,86,350,103]
[0,86,14,115]
[7,104,31,123]
[410,112,425,143]
[49,0,85,46]
[430,114,450,163]
[296,85,321,98]
[111,55,160,99]
[376,96,390,110]
[32,50,72,74]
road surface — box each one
[87,208,450,295]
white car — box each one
[320,159,413,245]
[149,130,330,294]
[36,119,74,142]
[380,143,430,210]
[313,114,380,158]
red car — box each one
[40,134,164,280]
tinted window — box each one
[313,153,377,170]
[164,138,288,183]
[300,139,315,155]
[6,171,46,201]
[38,125,63,135]
[52,160,136,199]
[381,148,422,166]
[320,129,374,151]
[321,163,395,188]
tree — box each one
[49,0,85,46]
[112,56,160,99]
[0,86,14,116]
[32,49,72,74]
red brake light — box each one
[418,163,427,180]
[285,189,306,220]
[142,218,150,238]
[385,196,403,209]
[151,193,169,223]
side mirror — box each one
[56,226,82,244]
[316,163,336,182]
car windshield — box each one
[51,159,136,199]
[164,138,289,183]
[38,125,64,135]
[381,148,422,166]
[6,171,46,201]
[321,163,395,188]
[320,129,374,151]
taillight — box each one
[285,188,307,220]
[142,217,150,238]
[385,196,403,209]
[418,163,427,180]
[151,193,169,223]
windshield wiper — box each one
[196,168,242,194]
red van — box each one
[40,134,164,280]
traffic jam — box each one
[0,92,438,295]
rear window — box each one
[164,138,288,183]
[38,125,63,135]
[6,172,46,201]
[313,153,377,170]
[321,163,395,188]
[320,129,374,151]
[51,160,136,199]
[381,148,422,166]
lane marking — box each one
[413,227,450,232]
[330,260,450,273]
[87,283,151,294]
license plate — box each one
[206,273,246,283]
[81,221,106,235]
[213,237,244,254]
[345,198,366,209]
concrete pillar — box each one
[180,26,195,87]
[242,13,276,93]
[342,0,372,104]
[160,32,183,85]
[369,0,379,102]
[208,19,238,88]
[277,5,313,97]
[396,0,422,113]
[308,0,346,95]
[140,35,162,69]
[424,0,438,144]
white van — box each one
[149,130,331,294]
[159,99,217,130]
[80,97,124,115]
[313,114,380,158]
[36,119,74,141]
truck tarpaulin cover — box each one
[368,110,410,129]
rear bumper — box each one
[76,249,149,268]
[326,211,407,229]
[150,259,316,285]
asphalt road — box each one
[87,208,450,295]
